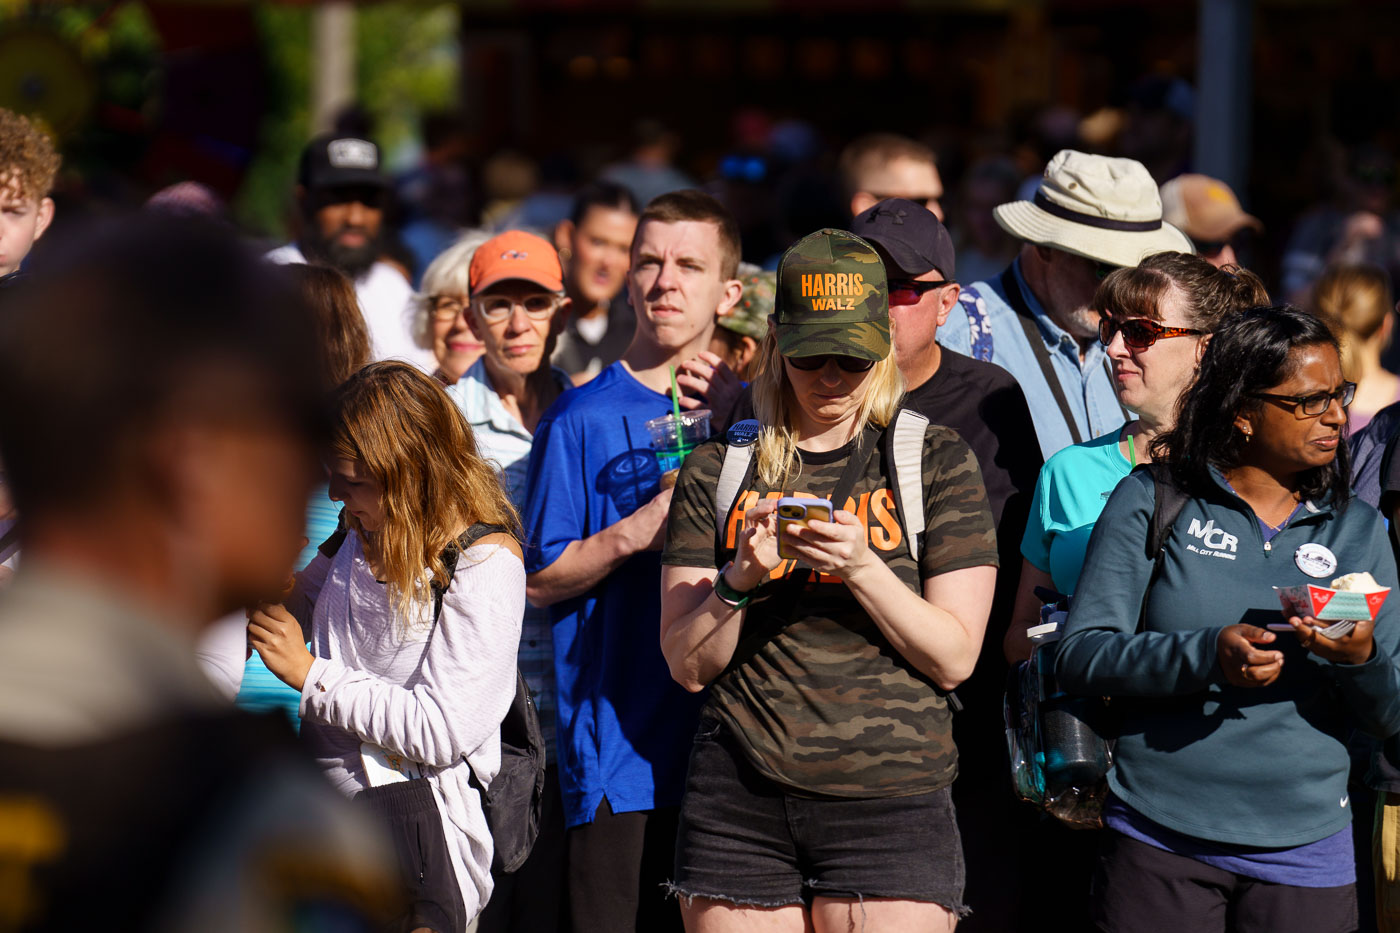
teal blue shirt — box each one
[1020,430,1131,594]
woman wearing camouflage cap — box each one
[659,229,999,931]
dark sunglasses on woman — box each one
[1099,316,1204,350]
[785,354,877,373]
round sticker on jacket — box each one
[1295,543,1338,578]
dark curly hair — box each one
[1151,306,1350,506]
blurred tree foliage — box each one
[236,3,459,238]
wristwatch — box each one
[713,561,755,609]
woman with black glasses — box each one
[1058,306,1400,932]
[1005,253,1269,661]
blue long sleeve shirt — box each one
[1059,468,1400,848]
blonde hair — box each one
[1312,264,1394,380]
[749,329,905,488]
[331,361,520,625]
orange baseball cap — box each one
[468,230,564,295]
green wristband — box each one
[713,561,753,609]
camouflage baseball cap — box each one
[717,267,773,339]
[773,229,889,361]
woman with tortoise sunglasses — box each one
[1007,254,1273,663]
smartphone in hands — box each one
[776,497,833,560]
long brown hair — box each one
[286,263,371,390]
[331,361,519,625]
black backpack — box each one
[319,520,546,873]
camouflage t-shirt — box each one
[662,423,998,798]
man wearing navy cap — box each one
[855,196,1043,932]
[267,134,435,372]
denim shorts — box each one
[671,718,967,914]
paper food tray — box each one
[1268,584,1389,637]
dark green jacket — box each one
[1060,468,1400,847]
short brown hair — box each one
[838,133,935,195]
[285,264,371,391]
[1096,252,1270,332]
[635,189,741,280]
[0,108,61,201]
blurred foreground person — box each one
[217,263,372,714]
[250,362,523,930]
[0,217,398,930]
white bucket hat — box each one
[994,149,1193,268]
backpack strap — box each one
[713,419,762,554]
[885,408,929,563]
[1143,463,1189,561]
[1001,267,1086,446]
[432,522,511,622]
[1134,462,1189,634]
[316,510,349,560]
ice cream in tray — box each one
[1271,572,1391,639]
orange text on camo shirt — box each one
[724,489,904,584]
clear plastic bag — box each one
[1003,607,1113,830]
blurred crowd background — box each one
[2,0,1399,304]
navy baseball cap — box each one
[853,197,956,281]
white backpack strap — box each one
[715,419,762,529]
[890,408,929,562]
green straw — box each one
[669,365,688,458]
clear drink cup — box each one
[645,410,712,484]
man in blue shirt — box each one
[937,149,1193,460]
[522,189,742,933]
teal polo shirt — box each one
[1020,429,1132,594]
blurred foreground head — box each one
[0,215,329,617]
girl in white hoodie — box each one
[249,361,523,931]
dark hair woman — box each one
[1058,306,1400,933]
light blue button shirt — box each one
[937,258,1126,460]
[447,358,572,503]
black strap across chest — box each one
[1002,267,1085,446]
[1001,268,1129,444]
